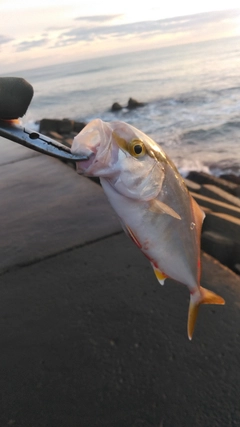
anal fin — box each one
[153,266,168,285]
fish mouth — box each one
[76,152,96,174]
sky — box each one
[1,1,240,73]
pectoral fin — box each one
[188,286,225,340]
[149,199,181,220]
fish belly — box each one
[100,178,199,291]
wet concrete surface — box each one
[0,138,121,273]
[0,136,240,427]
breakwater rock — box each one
[186,171,240,274]
[39,118,86,147]
[111,97,146,111]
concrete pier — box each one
[0,136,240,427]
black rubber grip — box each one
[0,77,34,119]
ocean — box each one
[4,36,240,177]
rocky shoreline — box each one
[39,118,240,276]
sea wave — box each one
[19,37,240,178]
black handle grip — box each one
[0,77,34,119]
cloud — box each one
[15,37,49,52]
[75,14,124,23]
[0,34,13,45]
[8,8,240,54]
[54,9,240,47]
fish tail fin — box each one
[188,286,225,340]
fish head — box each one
[72,119,166,200]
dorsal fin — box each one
[190,196,205,283]
[190,196,205,239]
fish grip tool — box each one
[0,77,88,163]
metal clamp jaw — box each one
[0,120,88,163]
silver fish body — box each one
[100,167,200,289]
[72,119,225,339]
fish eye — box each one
[134,144,143,154]
[129,139,146,158]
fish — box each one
[71,118,225,339]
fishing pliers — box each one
[0,77,88,163]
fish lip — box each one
[76,152,96,173]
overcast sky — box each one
[1,1,240,73]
